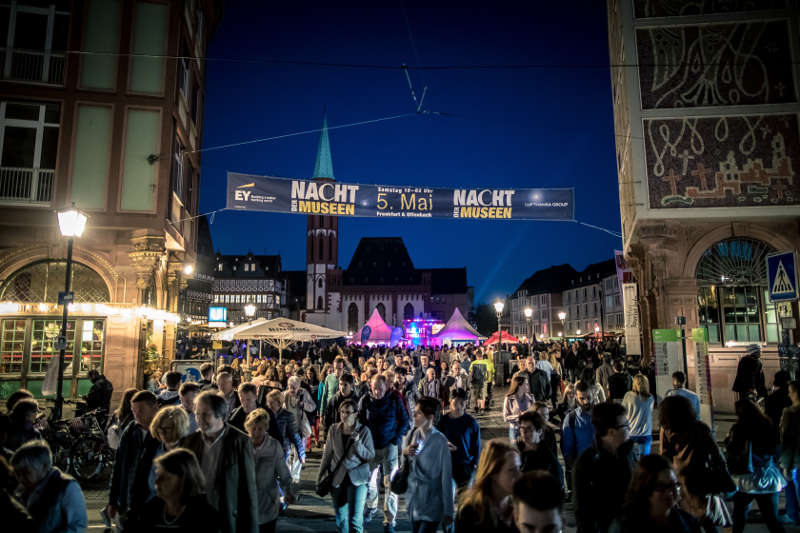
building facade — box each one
[210,252,286,323]
[0,0,222,399]
[607,0,800,410]
[509,264,574,340]
[563,259,622,336]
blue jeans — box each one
[332,477,368,533]
[630,435,652,456]
[785,469,800,522]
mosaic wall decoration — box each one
[634,0,787,18]
[644,114,800,208]
[636,20,795,109]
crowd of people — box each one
[1,338,799,533]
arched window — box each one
[317,296,324,310]
[404,303,414,320]
[695,237,778,345]
[348,303,359,333]
[376,303,386,321]
[0,260,110,303]
[318,278,323,289]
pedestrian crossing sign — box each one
[767,251,798,302]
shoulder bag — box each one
[316,431,356,497]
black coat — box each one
[108,422,160,514]
[732,355,766,397]
[573,441,635,533]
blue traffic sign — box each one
[767,251,798,302]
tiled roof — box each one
[344,237,419,285]
[515,264,578,296]
[213,253,282,279]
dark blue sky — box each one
[199,3,621,304]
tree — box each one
[473,303,499,337]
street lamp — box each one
[577,329,582,335]
[558,332,563,337]
[524,307,532,353]
[182,264,194,276]
[494,300,504,351]
[244,303,256,320]
[595,325,600,338]
[53,206,87,421]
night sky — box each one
[199,2,621,304]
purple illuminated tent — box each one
[431,307,483,346]
[358,308,395,345]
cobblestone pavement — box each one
[82,396,800,532]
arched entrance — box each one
[376,302,386,322]
[347,303,359,333]
[403,302,414,320]
[695,238,780,345]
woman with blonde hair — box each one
[147,406,192,498]
[245,408,294,533]
[455,439,521,532]
[622,374,655,457]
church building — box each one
[288,116,473,333]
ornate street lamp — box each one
[53,206,87,421]
[524,307,532,353]
[494,300,504,351]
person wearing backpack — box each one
[469,351,492,413]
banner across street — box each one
[226,172,576,221]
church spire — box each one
[312,111,335,179]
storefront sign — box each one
[691,327,714,426]
[653,328,684,398]
[622,282,642,356]
[227,173,575,221]
[208,307,228,327]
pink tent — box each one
[358,309,394,345]
[432,307,482,346]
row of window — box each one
[212,293,278,306]
[0,318,104,375]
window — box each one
[318,278,322,289]
[0,319,25,373]
[30,319,75,373]
[179,56,190,101]
[218,263,222,271]
[130,1,168,94]
[317,296,323,310]
[0,260,109,303]
[79,319,105,372]
[0,2,70,85]
[172,134,185,200]
[0,100,60,203]
[404,303,414,320]
[80,0,121,89]
[348,303,358,333]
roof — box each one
[344,238,419,285]
[571,259,616,287]
[515,264,578,296]
[420,268,468,294]
[312,113,335,179]
[213,253,282,279]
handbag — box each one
[390,456,411,494]
[733,453,787,495]
[316,431,356,497]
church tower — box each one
[306,113,338,312]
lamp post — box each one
[53,207,87,421]
[524,307,532,354]
[494,300,504,352]
[244,303,256,379]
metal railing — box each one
[0,167,54,203]
[0,48,66,85]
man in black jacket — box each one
[106,390,160,524]
[732,344,767,400]
[573,402,634,533]
[85,370,113,414]
[181,391,258,533]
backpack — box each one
[471,362,487,386]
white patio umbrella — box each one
[210,317,269,342]
[232,318,347,362]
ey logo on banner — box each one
[767,251,799,302]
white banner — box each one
[622,282,642,356]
